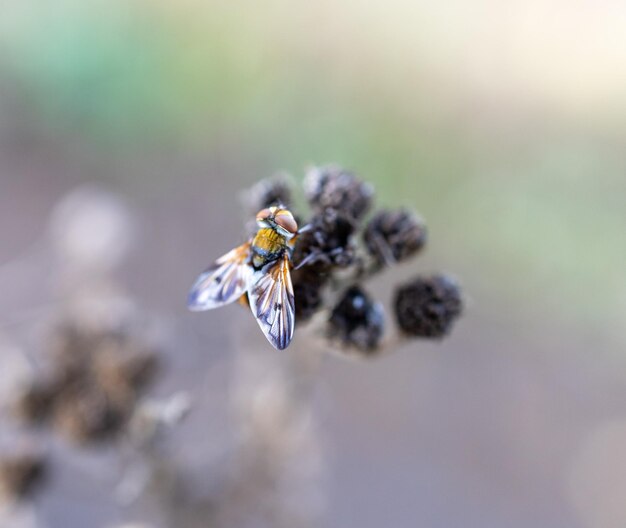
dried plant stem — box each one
[215,330,326,528]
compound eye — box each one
[256,208,273,223]
[274,210,298,234]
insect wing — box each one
[248,253,295,350]
[188,242,252,311]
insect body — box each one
[188,206,298,350]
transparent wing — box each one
[248,253,295,350]
[188,242,252,311]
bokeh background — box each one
[1,1,626,527]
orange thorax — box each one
[251,227,288,269]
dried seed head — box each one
[328,286,384,352]
[394,275,462,338]
[293,208,356,269]
[225,167,461,356]
[363,209,427,267]
[0,452,47,501]
[115,349,160,393]
[304,165,373,220]
[291,267,329,323]
[14,380,57,424]
[93,337,160,395]
[53,384,131,444]
[16,321,160,444]
[244,174,294,213]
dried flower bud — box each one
[293,208,356,269]
[292,267,329,323]
[116,350,160,392]
[0,452,47,501]
[244,174,293,212]
[363,209,426,267]
[14,381,57,424]
[53,384,131,444]
[18,321,160,445]
[94,338,160,395]
[304,165,373,220]
[394,275,462,338]
[328,286,384,352]
[48,322,98,377]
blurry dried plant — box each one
[15,319,160,445]
[0,167,463,528]
[201,164,465,528]
[0,186,182,527]
[12,186,163,446]
[0,450,47,503]
[212,343,325,528]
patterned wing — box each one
[187,242,252,311]
[248,253,295,350]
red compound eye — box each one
[274,210,298,234]
[256,208,272,222]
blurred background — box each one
[1,1,626,527]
